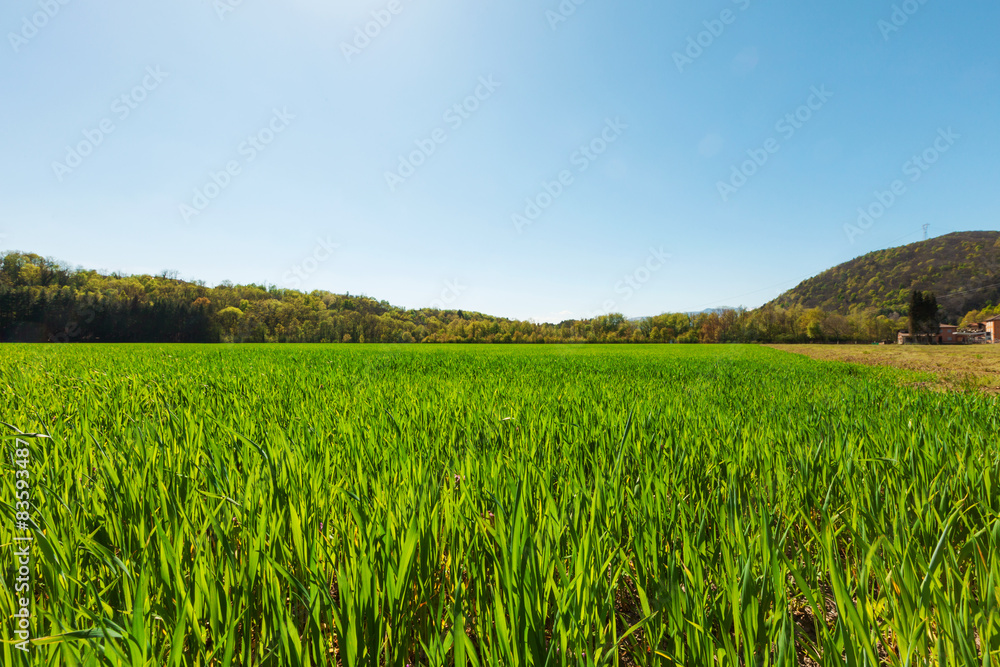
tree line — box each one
[2,252,996,345]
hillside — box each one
[3,235,999,344]
[768,232,1000,322]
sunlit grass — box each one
[1,344,998,665]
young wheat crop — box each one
[1,344,997,665]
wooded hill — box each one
[768,231,1000,321]
[2,233,999,344]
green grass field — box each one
[2,344,999,666]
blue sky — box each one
[2,0,998,322]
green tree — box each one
[217,306,244,341]
[908,290,940,344]
[678,330,699,344]
[806,321,823,341]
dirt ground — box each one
[769,343,1000,393]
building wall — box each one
[899,326,973,344]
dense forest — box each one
[2,249,998,345]
[769,231,1000,321]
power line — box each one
[938,281,1000,301]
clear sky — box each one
[2,0,998,322]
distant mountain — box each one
[768,231,1000,322]
[693,307,738,316]
[628,308,736,321]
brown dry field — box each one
[769,343,1000,393]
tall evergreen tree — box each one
[908,290,940,344]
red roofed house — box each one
[981,315,999,343]
[958,314,1000,344]
[897,322,992,345]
